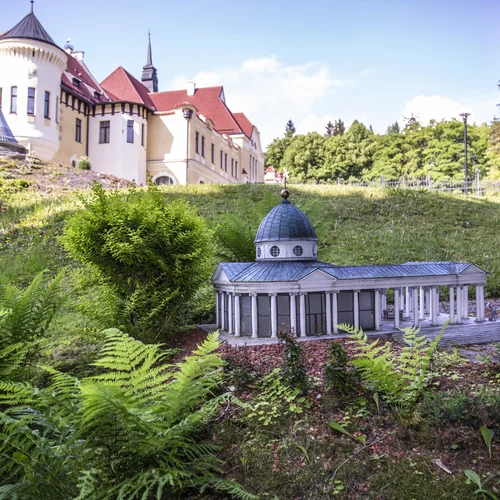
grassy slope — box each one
[2,181,500,293]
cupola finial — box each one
[30,0,34,13]
[281,188,289,200]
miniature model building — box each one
[0,4,264,185]
[212,189,488,338]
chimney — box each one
[187,81,196,97]
[73,51,85,61]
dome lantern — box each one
[254,191,318,262]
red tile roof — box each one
[101,66,155,109]
[62,55,109,105]
[233,112,254,138]
[149,86,244,136]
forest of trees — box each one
[265,118,500,183]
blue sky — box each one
[3,0,499,146]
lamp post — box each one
[459,112,471,196]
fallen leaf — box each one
[433,459,452,474]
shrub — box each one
[0,330,254,499]
[61,183,213,341]
[341,323,443,418]
[278,328,308,392]
[77,156,91,170]
[324,341,358,395]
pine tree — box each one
[325,121,335,137]
[333,119,345,136]
[285,119,296,137]
[386,121,401,135]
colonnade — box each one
[216,284,486,339]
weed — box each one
[278,328,308,392]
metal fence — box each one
[333,173,500,197]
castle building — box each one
[212,189,488,339]
[0,4,264,185]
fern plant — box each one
[0,330,255,499]
[0,269,65,345]
[340,323,443,418]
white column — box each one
[234,294,241,337]
[425,288,430,314]
[326,292,332,334]
[419,287,425,320]
[431,286,438,326]
[251,293,258,338]
[456,286,462,324]
[436,288,441,316]
[476,285,484,322]
[449,286,455,324]
[299,293,306,338]
[481,286,485,321]
[354,290,360,330]
[374,289,381,331]
[405,287,411,317]
[227,294,233,334]
[270,293,277,338]
[221,293,226,331]
[215,292,220,328]
[400,288,405,314]
[394,288,400,328]
[412,287,419,326]
[332,292,339,333]
[462,286,468,319]
[290,293,297,336]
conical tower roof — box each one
[0,5,57,48]
[0,108,18,145]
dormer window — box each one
[72,78,80,88]
[94,91,100,100]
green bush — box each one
[61,183,213,341]
[278,328,308,392]
[77,156,91,170]
[342,324,443,418]
[0,330,254,500]
[324,341,358,395]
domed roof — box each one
[255,196,317,243]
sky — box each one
[2,0,500,147]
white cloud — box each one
[171,56,347,147]
[400,95,472,125]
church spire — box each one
[141,31,158,93]
[146,31,153,66]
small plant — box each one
[323,341,357,395]
[245,368,309,426]
[464,470,499,499]
[341,323,443,419]
[480,425,495,459]
[77,156,91,170]
[277,328,308,392]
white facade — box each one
[89,112,147,185]
[0,38,67,161]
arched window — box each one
[155,176,174,186]
[71,160,76,168]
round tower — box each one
[254,189,318,261]
[0,3,68,161]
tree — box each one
[333,119,346,136]
[62,183,212,340]
[325,121,335,137]
[281,133,326,182]
[265,134,293,168]
[486,121,500,179]
[386,122,401,135]
[285,119,296,137]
